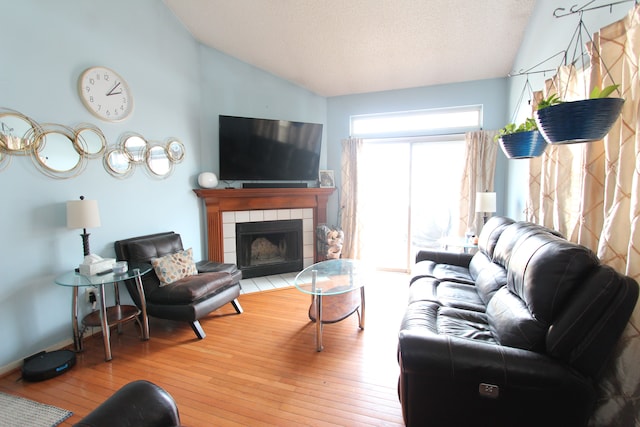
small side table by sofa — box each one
[55,263,151,361]
[440,236,478,254]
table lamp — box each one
[66,195,101,257]
[476,192,496,224]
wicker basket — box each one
[534,98,624,144]
[499,130,547,159]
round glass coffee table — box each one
[294,259,367,351]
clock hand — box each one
[106,81,122,96]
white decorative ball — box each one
[198,172,218,188]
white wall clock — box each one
[78,66,133,122]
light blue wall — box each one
[0,0,326,371]
[326,79,510,226]
[197,47,328,180]
[6,0,599,372]
[1,0,201,371]
[505,0,634,219]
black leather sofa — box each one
[73,380,181,427]
[398,216,639,427]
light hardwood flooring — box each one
[0,271,410,426]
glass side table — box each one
[294,259,367,351]
[55,263,151,361]
[440,236,479,254]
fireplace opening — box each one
[236,219,303,278]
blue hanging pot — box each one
[534,98,624,144]
[499,130,548,159]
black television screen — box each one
[219,115,323,181]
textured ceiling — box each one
[164,0,537,97]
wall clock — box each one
[78,66,133,122]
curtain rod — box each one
[554,0,636,18]
[508,50,566,77]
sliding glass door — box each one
[359,141,411,271]
[359,136,465,271]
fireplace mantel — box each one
[194,187,335,263]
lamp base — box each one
[80,230,90,256]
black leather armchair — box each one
[73,380,180,427]
[114,231,242,339]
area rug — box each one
[0,391,72,426]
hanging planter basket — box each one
[534,97,624,144]
[499,130,548,159]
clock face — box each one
[78,66,133,122]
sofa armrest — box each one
[399,329,590,387]
[415,249,473,267]
[73,380,180,427]
[196,260,235,273]
[397,330,596,426]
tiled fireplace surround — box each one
[222,208,314,268]
[194,188,335,276]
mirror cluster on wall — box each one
[0,108,185,179]
[104,132,185,179]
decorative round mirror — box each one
[31,124,85,179]
[75,123,106,158]
[120,132,148,163]
[0,109,40,154]
[146,144,173,178]
[166,138,185,163]
[103,146,133,178]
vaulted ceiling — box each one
[164,0,537,97]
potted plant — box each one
[495,118,548,159]
[534,84,624,144]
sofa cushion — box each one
[411,261,474,284]
[147,272,234,304]
[409,277,486,312]
[492,221,564,268]
[507,233,598,324]
[473,261,508,305]
[401,301,496,344]
[486,287,547,351]
[487,231,600,352]
[151,248,198,287]
[476,216,515,259]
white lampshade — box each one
[67,198,101,229]
[475,192,496,213]
[198,172,218,188]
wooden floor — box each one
[0,271,409,426]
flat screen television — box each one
[219,115,323,181]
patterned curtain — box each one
[339,137,363,259]
[458,130,498,236]
[527,6,640,425]
[589,7,640,426]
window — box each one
[351,105,482,138]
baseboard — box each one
[0,329,99,377]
